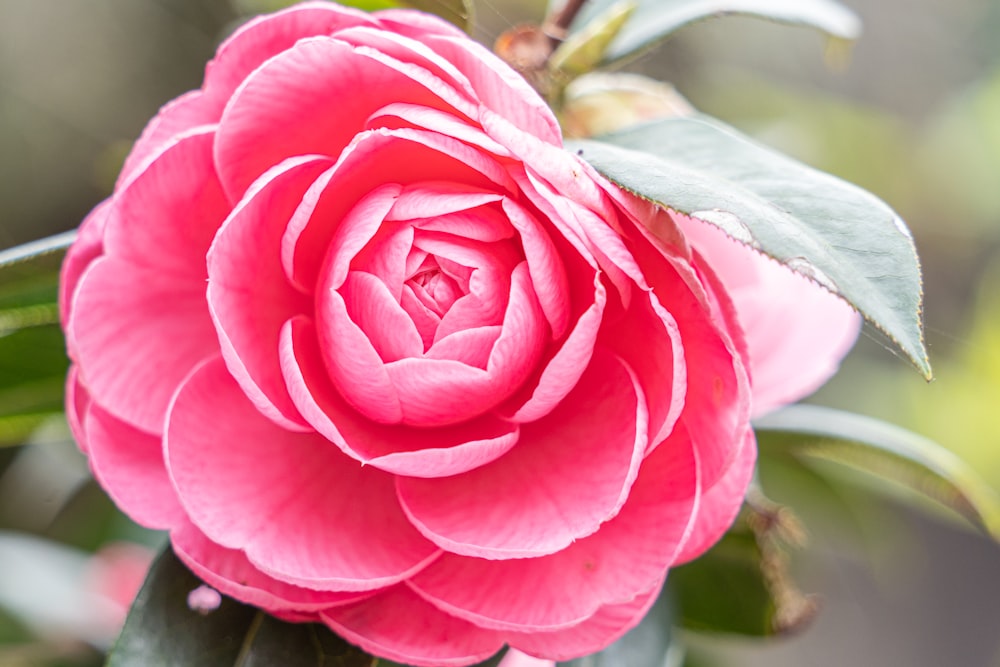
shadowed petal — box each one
[321,586,504,667]
[171,522,373,614]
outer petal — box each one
[505,582,662,661]
[397,349,648,559]
[321,586,504,667]
[71,258,219,433]
[214,36,476,198]
[164,357,438,592]
[85,404,185,530]
[72,130,228,432]
[407,423,697,631]
[679,217,859,415]
[674,427,756,565]
[171,522,372,614]
[207,155,334,430]
[60,200,109,359]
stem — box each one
[544,0,588,43]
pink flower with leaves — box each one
[60,2,857,664]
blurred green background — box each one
[1,0,999,665]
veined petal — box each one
[164,357,438,592]
[397,349,649,558]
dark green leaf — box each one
[568,115,930,378]
[671,500,816,637]
[563,0,860,65]
[233,0,399,14]
[110,546,506,667]
[754,404,1000,540]
[557,585,673,667]
[670,531,773,636]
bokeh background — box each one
[1,0,999,664]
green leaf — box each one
[563,0,861,65]
[669,503,816,637]
[549,1,637,78]
[0,234,73,445]
[754,404,1000,540]
[109,546,505,667]
[557,585,674,667]
[567,115,930,378]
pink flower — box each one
[60,3,857,665]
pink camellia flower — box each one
[60,2,858,665]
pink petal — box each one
[164,356,438,591]
[374,8,470,40]
[498,650,555,667]
[317,286,404,424]
[602,288,686,451]
[105,128,227,278]
[207,155,334,430]
[85,403,185,530]
[408,421,696,630]
[281,316,522,478]
[60,200,109,359]
[674,427,756,564]
[397,349,648,558]
[171,522,372,614]
[282,129,513,292]
[502,198,570,339]
[383,262,546,426]
[117,92,217,189]
[426,35,562,146]
[214,36,475,198]
[621,211,751,487]
[321,586,504,667]
[387,182,504,222]
[71,257,218,433]
[65,366,90,453]
[369,103,511,156]
[690,219,859,414]
[205,2,376,110]
[506,583,661,661]
[341,271,423,362]
[72,130,227,432]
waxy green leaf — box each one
[109,546,506,666]
[754,404,1000,540]
[561,0,861,65]
[568,115,930,378]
